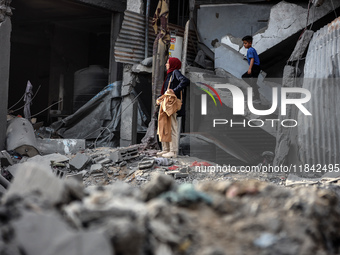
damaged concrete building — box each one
[1,0,340,167]
[1,0,340,254]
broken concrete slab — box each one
[13,211,113,255]
[320,172,340,183]
[165,167,189,179]
[36,138,85,155]
[7,153,69,177]
[141,173,174,201]
[69,153,90,170]
[3,162,67,205]
[132,63,152,74]
[29,153,69,165]
[66,172,83,183]
[138,158,155,169]
[215,43,251,79]
[273,65,300,167]
[140,57,153,67]
[288,30,314,62]
[6,117,39,157]
[195,50,207,68]
[174,173,189,179]
[165,170,181,175]
[90,163,102,173]
[98,216,146,255]
[285,174,320,187]
[222,1,340,56]
[197,3,271,50]
[64,184,147,226]
[109,145,139,163]
[96,157,111,164]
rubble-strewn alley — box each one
[2,143,340,254]
[2,0,340,254]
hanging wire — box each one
[8,93,25,111]
[308,1,316,31]
[297,0,313,41]
[287,0,315,89]
[9,85,42,113]
[30,99,63,118]
[330,0,338,18]
[288,0,314,64]
[87,91,143,149]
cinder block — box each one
[66,172,83,182]
[90,164,102,173]
[109,145,139,163]
[174,173,189,179]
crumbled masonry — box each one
[1,145,340,255]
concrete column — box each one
[120,64,137,147]
[109,12,123,84]
[0,17,11,150]
[119,0,143,147]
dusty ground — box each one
[1,147,340,255]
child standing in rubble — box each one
[156,57,190,158]
[241,35,261,104]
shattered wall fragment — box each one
[222,1,340,56]
[197,3,272,50]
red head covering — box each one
[161,57,182,94]
[167,57,182,74]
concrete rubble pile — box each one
[1,127,340,254]
[1,159,340,255]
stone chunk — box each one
[3,162,67,205]
[36,138,86,155]
[174,173,189,179]
[288,30,314,62]
[109,145,139,163]
[69,153,90,170]
[90,163,103,173]
[138,158,155,169]
[66,172,83,183]
[13,211,113,255]
[215,43,248,79]
[141,174,174,201]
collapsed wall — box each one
[222,1,340,56]
[215,1,340,78]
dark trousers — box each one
[242,64,261,100]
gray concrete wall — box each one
[120,0,144,147]
[197,3,272,50]
[223,1,340,56]
[120,64,137,147]
[215,43,248,79]
[0,17,11,150]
